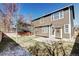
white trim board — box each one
[69,7,72,39]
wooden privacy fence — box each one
[18,32,32,36]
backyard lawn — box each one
[11,35,75,56]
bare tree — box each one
[17,15,25,32]
[17,15,32,33]
[2,3,18,32]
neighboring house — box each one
[11,27,16,32]
[32,5,75,39]
[17,22,33,36]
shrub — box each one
[28,41,73,56]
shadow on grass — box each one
[0,32,31,56]
[0,33,19,52]
[70,33,79,56]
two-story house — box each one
[32,5,75,39]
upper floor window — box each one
[53,12,59,20]
[59,11,64,19]
[53,10,64,20]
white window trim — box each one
[59,11,64,19]
[64,24,69,34]
[69,8,72,39]
[52,10,64,21]
[42,26,49,33]
[52,27,54,35]
[61,28,62,38]
[53,12,59,21]
[49,26,51,37]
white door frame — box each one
[51,26,55,37]
[54,28,62,38]
[49,25,51,37]
[61,28,62,38]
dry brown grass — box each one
[10,36,74,56]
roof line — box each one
[32,4,73,22]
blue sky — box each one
[19,3,79,26]
[19,3,70,20]
[0,3,79,26]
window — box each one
[53,10,64,20]
[64,24,69,33]
[42,26,49,33]
[53,12,59,20]
[59,11,64,19]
